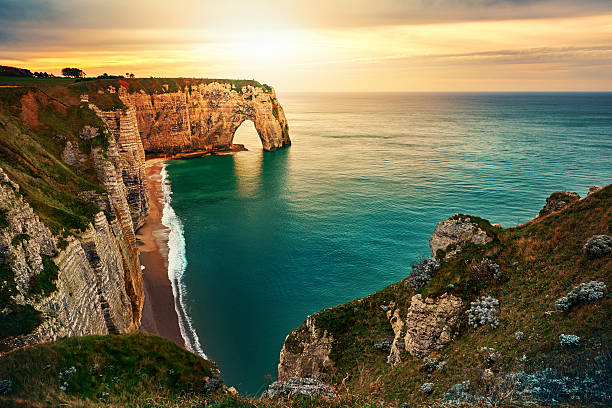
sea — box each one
[159,92,612,395]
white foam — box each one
[160,163,207,358]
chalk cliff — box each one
[0,78,290,352]
[126,82,290,155]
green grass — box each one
[28,254,59,297]
[286,185,611,406]
[0,334,215,407]
[10,233,30,247]
[0,87,106,234]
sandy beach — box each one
[137,160,184,348]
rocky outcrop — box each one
[537,191,580,217]
[387,294,463,360]
[0,168,137,350]
[277,315,334,382]
[87,94,148,230]
[127,82,290,155]
[429,216,493,258]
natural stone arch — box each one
[231,118,263,150]
[126,81,291,156]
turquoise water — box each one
[164,92,611,394]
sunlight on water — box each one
[165,92,612,395]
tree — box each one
[61,67,85,78]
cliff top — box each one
[0,76,275,110]
[281,184,611,406]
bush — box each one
[559,334,580,347]
[421,382,434,394]
[407,258,440,290]
[583,235,612,258]
[469,258,501,280]
[555,281,607,311]
[466,296,500,329]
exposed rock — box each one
[89,92,149,230]
[61,141,87,167]
[537,191,579,217]
[403,294,463,357]
[429,216,492,258]
[387,306,405,365]
[0,168,138,351]
[583,235,612,258]
[588,185,602,195]
[127,82,290,155]
[263,377,336,400]
[277,315,333,382]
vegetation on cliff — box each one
[281,186,611,406]
[0,86,107,234]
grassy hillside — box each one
[291,185,611,406]
[0,334,216,407]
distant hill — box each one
[0,66,33,78]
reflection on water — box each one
[166,92,612,395]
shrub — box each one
[444,381,473,403]
[28,254,59,297]
[0,209,9,228]
[469,258,501,280]
[480,347,502,365]
[421,382,434,394]
[559,334,580,347]
[466,296,500,329]
[11,233,31,247]
[555,281,607,311]
[0,379,12,395]
[407,258,440,290]
[583,235,612,258]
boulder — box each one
[429,216,492,259]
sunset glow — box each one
[1,0,611,91]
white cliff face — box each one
[0,169,136,351]
[0,79,292,353]
[277,315,334,382]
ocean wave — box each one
[160,163,207,358]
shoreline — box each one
[136,160,185,348]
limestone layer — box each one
[127,82,291,154]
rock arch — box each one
[125,82,291,156]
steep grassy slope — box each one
[287,186,611,406]
[0,334,215,407]
[0,86,109,234]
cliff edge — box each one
[0,75,291,353]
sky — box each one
[0,0,611,92]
